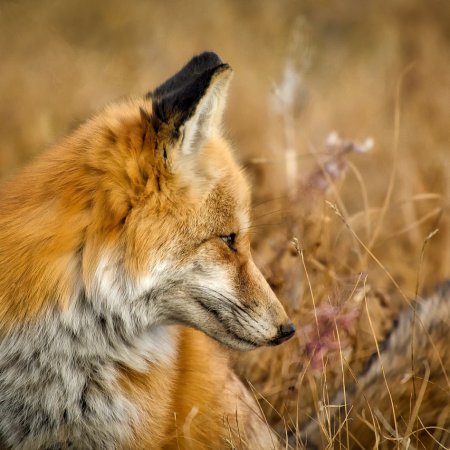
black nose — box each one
[269,322,296,346]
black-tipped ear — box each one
[152,64,230,128]
[149,52,232,155]
[150,52,230,127]
[149,51,223,100]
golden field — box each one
[1,0,449,448]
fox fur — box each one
[0,52,295,449]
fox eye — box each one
[221,233,237,252]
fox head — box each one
[0,52,295,351]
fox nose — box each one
[269,322,296,346]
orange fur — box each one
[0,54,292,449]
[118,327,276,449]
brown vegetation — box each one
[1,0,449,448]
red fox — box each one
[0,52,295,449]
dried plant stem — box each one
[378,208,441,245]
[405,361,430,440]
[346,160,371,238]
[247,381,278,450]
[411,228,439,442]
[327,200,450,391]
[365,64,415,259]
[334,318,350,450]
[362,281,400,449]
[327,201,409,304]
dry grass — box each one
[1,0,449,448]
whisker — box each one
[192,294,259,347]
[251,195,291,210]
[239,222,286,233]
[188,285,271,336]
[211,295,271,336]
[251,207,296,221]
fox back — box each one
[0,52,294,449]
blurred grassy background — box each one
[1,0,449,447]
[1,0,448,303]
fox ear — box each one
[150,52,232,155]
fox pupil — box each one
[221,233,237,251]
